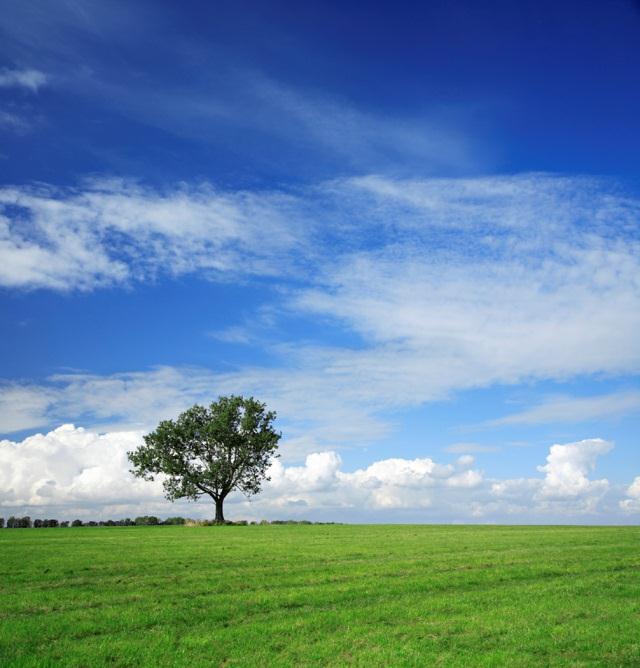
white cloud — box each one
[0,68,47,92]
[0,384,56,433]
[0,426,628,522]
[287,177,640,415]
[1,174,639,462]
[489,391,640,426]
[491,439,613,515]
[0,179,307,290]
[0,424,162,512]
[536,438,612,500]
[620,476,640,513]
[0,4,479,172]
[444,443,501,454]
[241,76,477,171]
[4,366,224,434]
[207,326,253,344]
[0,110,33,132]
[0,425,484,517]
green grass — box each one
[1,525,639,667]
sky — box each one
[1,0,639,523]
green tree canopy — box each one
[128,395,281,522]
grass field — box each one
[1,525,639,667]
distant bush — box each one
[32,519,60,528]
[134,516,160,526]
[185,519,210,527]
[6,516,32,528]
[1,515,336,528]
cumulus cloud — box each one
[0,424,162,512]
[268,451,482,511]
[491,439,613,515]
[620,476,640,513]
[0,426,484,517]
[536,438,613,500]
[0,426,630,522]
[0,68,47,91]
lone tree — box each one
[128,395,280,523]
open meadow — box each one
[1,524,639,667]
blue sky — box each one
[1,0,639,522]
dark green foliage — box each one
[128,395,280,522]
[134,516,159,526]
[1,515,336,529]
[6,516,31,528]
[34,519,60,528]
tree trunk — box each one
[214,497,225,523]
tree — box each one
[163,516,186,525]
[128,395,281,523]
[134,515,159,526]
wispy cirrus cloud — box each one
[488,391,640,426]
[444,443,501,454]
[0,2,483,174]
[0,364,391,460]
[0,109,33,132]
[1,173,639,458]
[0,178,309,291]
[0,67,47,91]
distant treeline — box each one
[0,516,338,528]
[0,516,186,528]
